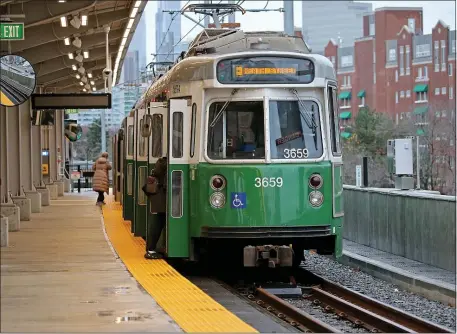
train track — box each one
[238,271,453,333]
[0,76,31,104]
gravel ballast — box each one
[301,251,456,331]
[285,297,370,333]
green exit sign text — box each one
[0,23,24,40]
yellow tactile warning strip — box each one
[0,91,14,106]
[102,197,258,333]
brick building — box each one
[324,7,455,124]
[324,7,456,193]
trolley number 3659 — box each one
[255,177,283,188]
[283,148,309,159]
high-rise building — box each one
[302,1,372,52]
[129,14,147,70]
[123,50,140,83]
[155,1,182,62]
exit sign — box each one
[0,23,24,40]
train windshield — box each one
[207,101,265,160]
[269,100,323,160]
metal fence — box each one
[343,185,456,272]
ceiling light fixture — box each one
[75,74,81,79]
[72,64,77,71]
[130,7,138,18]
[72,36,82,48]
[70,15,81,29]
[87,72,93,78]
[60,16,67,27]
[83,50,89,59]
[127,18,134,29]
[83,88,87,92]
[92,87,96,91]
[134,1,141,8]
[75,53,84,63]
[123,28,130,39]
[58,0,67,3]
[64,37,70,45]
[81,15,88,26]
[68,52,74,59]
[79,82,84,86]
[90,80,95,85]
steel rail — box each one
[308,277,453,333]
[254,287,339,333]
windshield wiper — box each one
[289,89,317,130]
[209,88,239,128]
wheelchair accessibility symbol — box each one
[231,192,246,209]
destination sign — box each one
[217,56,314,84]
[235,66,297,77]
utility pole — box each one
[416,135,420,189]
[283,0,294,36]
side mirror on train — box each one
[118,128,124,141]
[65,123,82,142]
[141,114,152,137]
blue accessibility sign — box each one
[231,192,246,209]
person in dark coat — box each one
[92,152,112,205]
[142,157,167,259]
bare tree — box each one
[397,101,456,195]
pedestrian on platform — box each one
[92,152,112,205]
[142,156,167,259]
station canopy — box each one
[0,0,146,94]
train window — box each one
[328,86,341,155]
[190,104,197,158]
[151,114,163,157]
[207,101,265,160]
[137,166,147,205]
[172,112,183,158]
[127,125,134,156]
[127,163,133,195]
[171,170,183,218]
[138,119,147,157]
[269,100,323,160]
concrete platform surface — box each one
[0,193,181,332]
[341,239,456,306]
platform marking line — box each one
[102,197,258,333]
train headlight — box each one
[210,175,226,190]
[309,174,323,189]
[210,192,225,208]
[309,191,324,207]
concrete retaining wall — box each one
[343,185,456,272]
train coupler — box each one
[243,245,293,268]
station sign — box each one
[0,23,24,40]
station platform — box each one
[341,239,456,306]
[1,193,181,332]
[1,193,258,333]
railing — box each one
[67,164,113,193]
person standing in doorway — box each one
[92,152,112,205]
[142,156,167,259]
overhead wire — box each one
[163,0,224,61]
[154,0,191,60]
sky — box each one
[141,0,456,64]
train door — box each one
[166,99,191,257]
[119,130,124,205]
[134,108,148,237]
[123,116,135,226]
[146,102,168,252]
